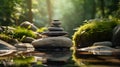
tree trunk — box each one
[46,0,52,25]
[91,0,96,19]
[100,0,105,18]
[83,0,96,19]
[27,0,33,23]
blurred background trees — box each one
[0,0,23,25]
[0,0,120,36]
[54,0,120,37]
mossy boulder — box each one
[13,27,36,40]
[72,19,120,48]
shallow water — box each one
[74,51,120,67]
[1,49,120,67]
[0,50,75,67]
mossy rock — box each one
[72,19,120,48]
[13,27,36,40]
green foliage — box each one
[53,0,120,37]
[10,64,30,67]
[37,27,47,33]
[113,9,120,19]
[54,0,96,37]
[13,56,34,64]
[103,0,120,18]
[0,0,23,25]
[72,19,120,48]
[13,27,36,40]
[32,0,49,27]
[0,33,11,41]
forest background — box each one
[0,0,120,37]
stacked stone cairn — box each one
[32,20,72,64]
[42,20,67,37]
[32,20,72,51]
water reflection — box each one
[1,48,120,67]
[0,51,72,67]
[73,49,120,67]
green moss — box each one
[13,56,34,64]
[0,33,11,41]
[13,27,36,40]
[72,19,120,48]
[37,27,47,33]
[12,56,44,67]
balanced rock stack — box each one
[32,20,72,63]
[32,20,72,50]
[42,20,67,36]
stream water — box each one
[0,49,120,67]
[0,50,74,67]
[74,51,120,67]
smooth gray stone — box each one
[42,31,67,36]
[32,37,72,48]
[22,37,35,43]
[48,27,64,31]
